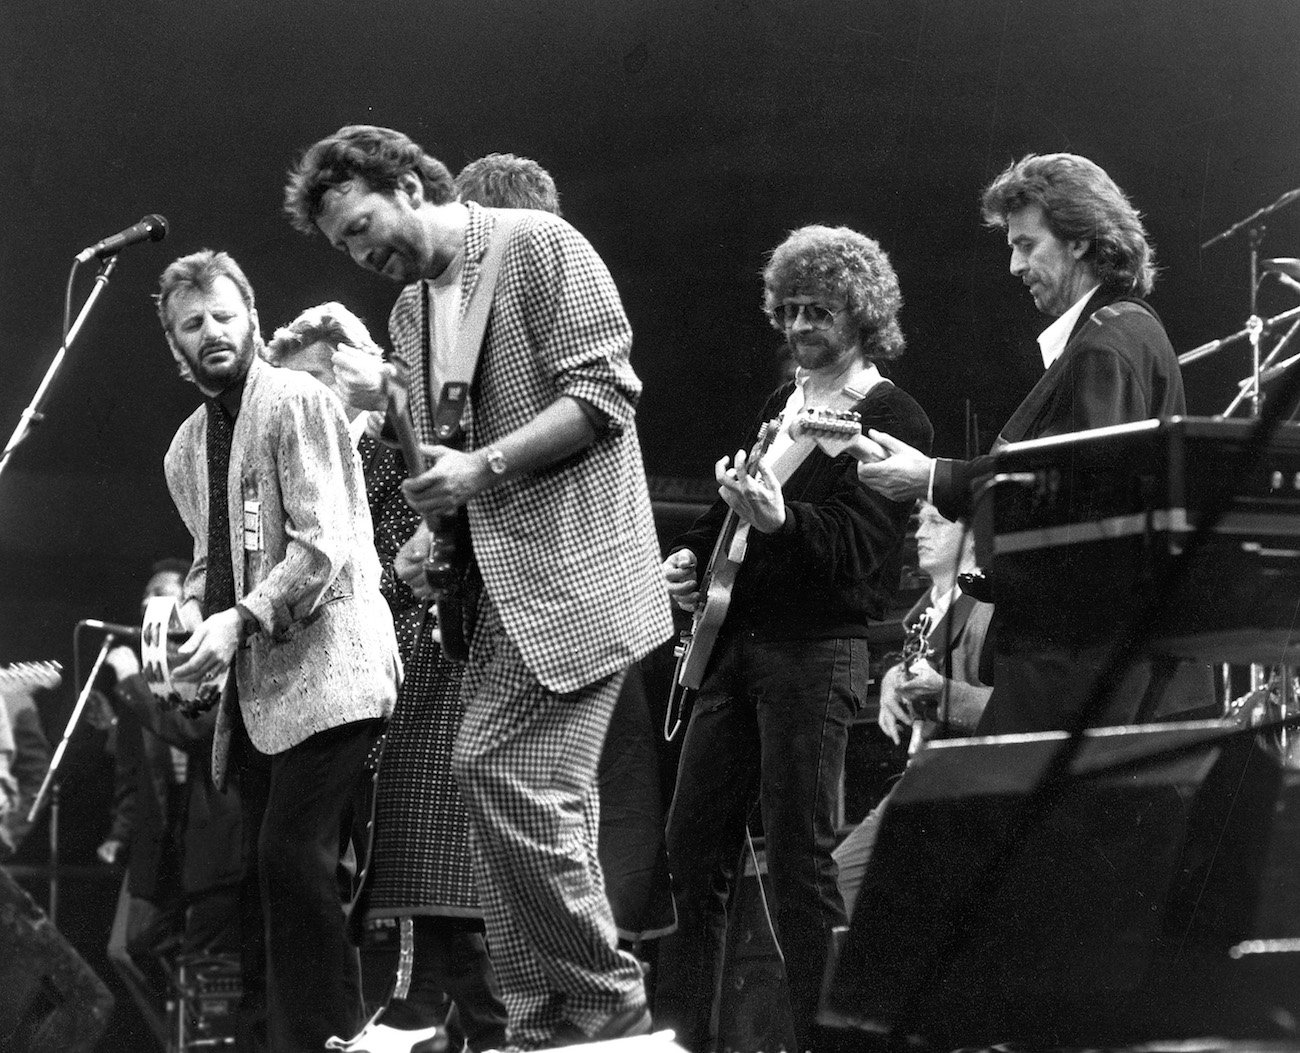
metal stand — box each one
[25,633,117,925]
[0,255,119,488]
[1192,188,1300,743]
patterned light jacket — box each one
[165,355,401,784]
[388,202,673,692]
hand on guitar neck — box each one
[790,408,888,464]
[714,442,786,534]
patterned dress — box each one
[358,433,478,916]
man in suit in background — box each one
[835,501,993,921]
[284,125,673,1049]
[155,249,400,1052]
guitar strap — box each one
[422,208,530,425]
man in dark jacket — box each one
[857,152,1209,733]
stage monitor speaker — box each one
[0,866,114,1053]
[820,720,1300,1050]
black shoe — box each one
[587,1005,653,1042]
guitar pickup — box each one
[434,382,469,445]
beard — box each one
[789,335,842,371]
[187,325,257,394]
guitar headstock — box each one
[792,407,886,463]
[0,660,63,693]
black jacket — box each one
[672,379,933,641]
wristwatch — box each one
[483,446,508,476]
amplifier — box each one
[979,416,1300,663]
[821,721,1299,1048]
[171,953,240,1051]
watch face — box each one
[487,448,507,474]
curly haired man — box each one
[656,225,932,1053]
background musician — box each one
[835,500,992,920]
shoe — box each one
[324,1013,447,1053]
[584,1004,654,1043]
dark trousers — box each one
[655,633,866,1053]
[233,713,382,1053]
[401,916,508,1052]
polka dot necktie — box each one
[203,399,236,619]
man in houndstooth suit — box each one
[285,125,674,1050]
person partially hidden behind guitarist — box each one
[265,304,508,1053]
[855,153,1212,734]
[284,125,674,1050]
[833,501,993,921]
[656,225,932,1053]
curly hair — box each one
[456,153,562,216]
[154,249,255,333]
[762,225,905,361]
[264,302,380,366]
[981,153,1156,297]
[283,125,456,234]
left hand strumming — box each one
[716,447,785,533]
[855,430,933,503]
[402,444,493,518]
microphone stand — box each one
[26,628,117,926]
[1201,186,1300,747]
[1196,186,1300,415]
[0,254,119,489]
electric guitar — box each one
[385,367,474,664]
[675,419,781,690]
[789,407,888,462]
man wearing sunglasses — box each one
[657,225,932,1053]
[855,153,1208,734]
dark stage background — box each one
[1,0,1298,1042]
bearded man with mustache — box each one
[155,249,401,1053]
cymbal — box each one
[1263,257,1300,281]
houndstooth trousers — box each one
[454,592,645,1049]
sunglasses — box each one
[777,302,845,330]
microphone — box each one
[78,618,187,642]
[74,214,169,264]
[1263,258,1300,296]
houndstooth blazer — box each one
[389,202,673,693]
[165,355,400,784]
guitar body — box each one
[386,375,475,664]
[425,383,475,663]
[675,420,780,690]
[677,523,742,690]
